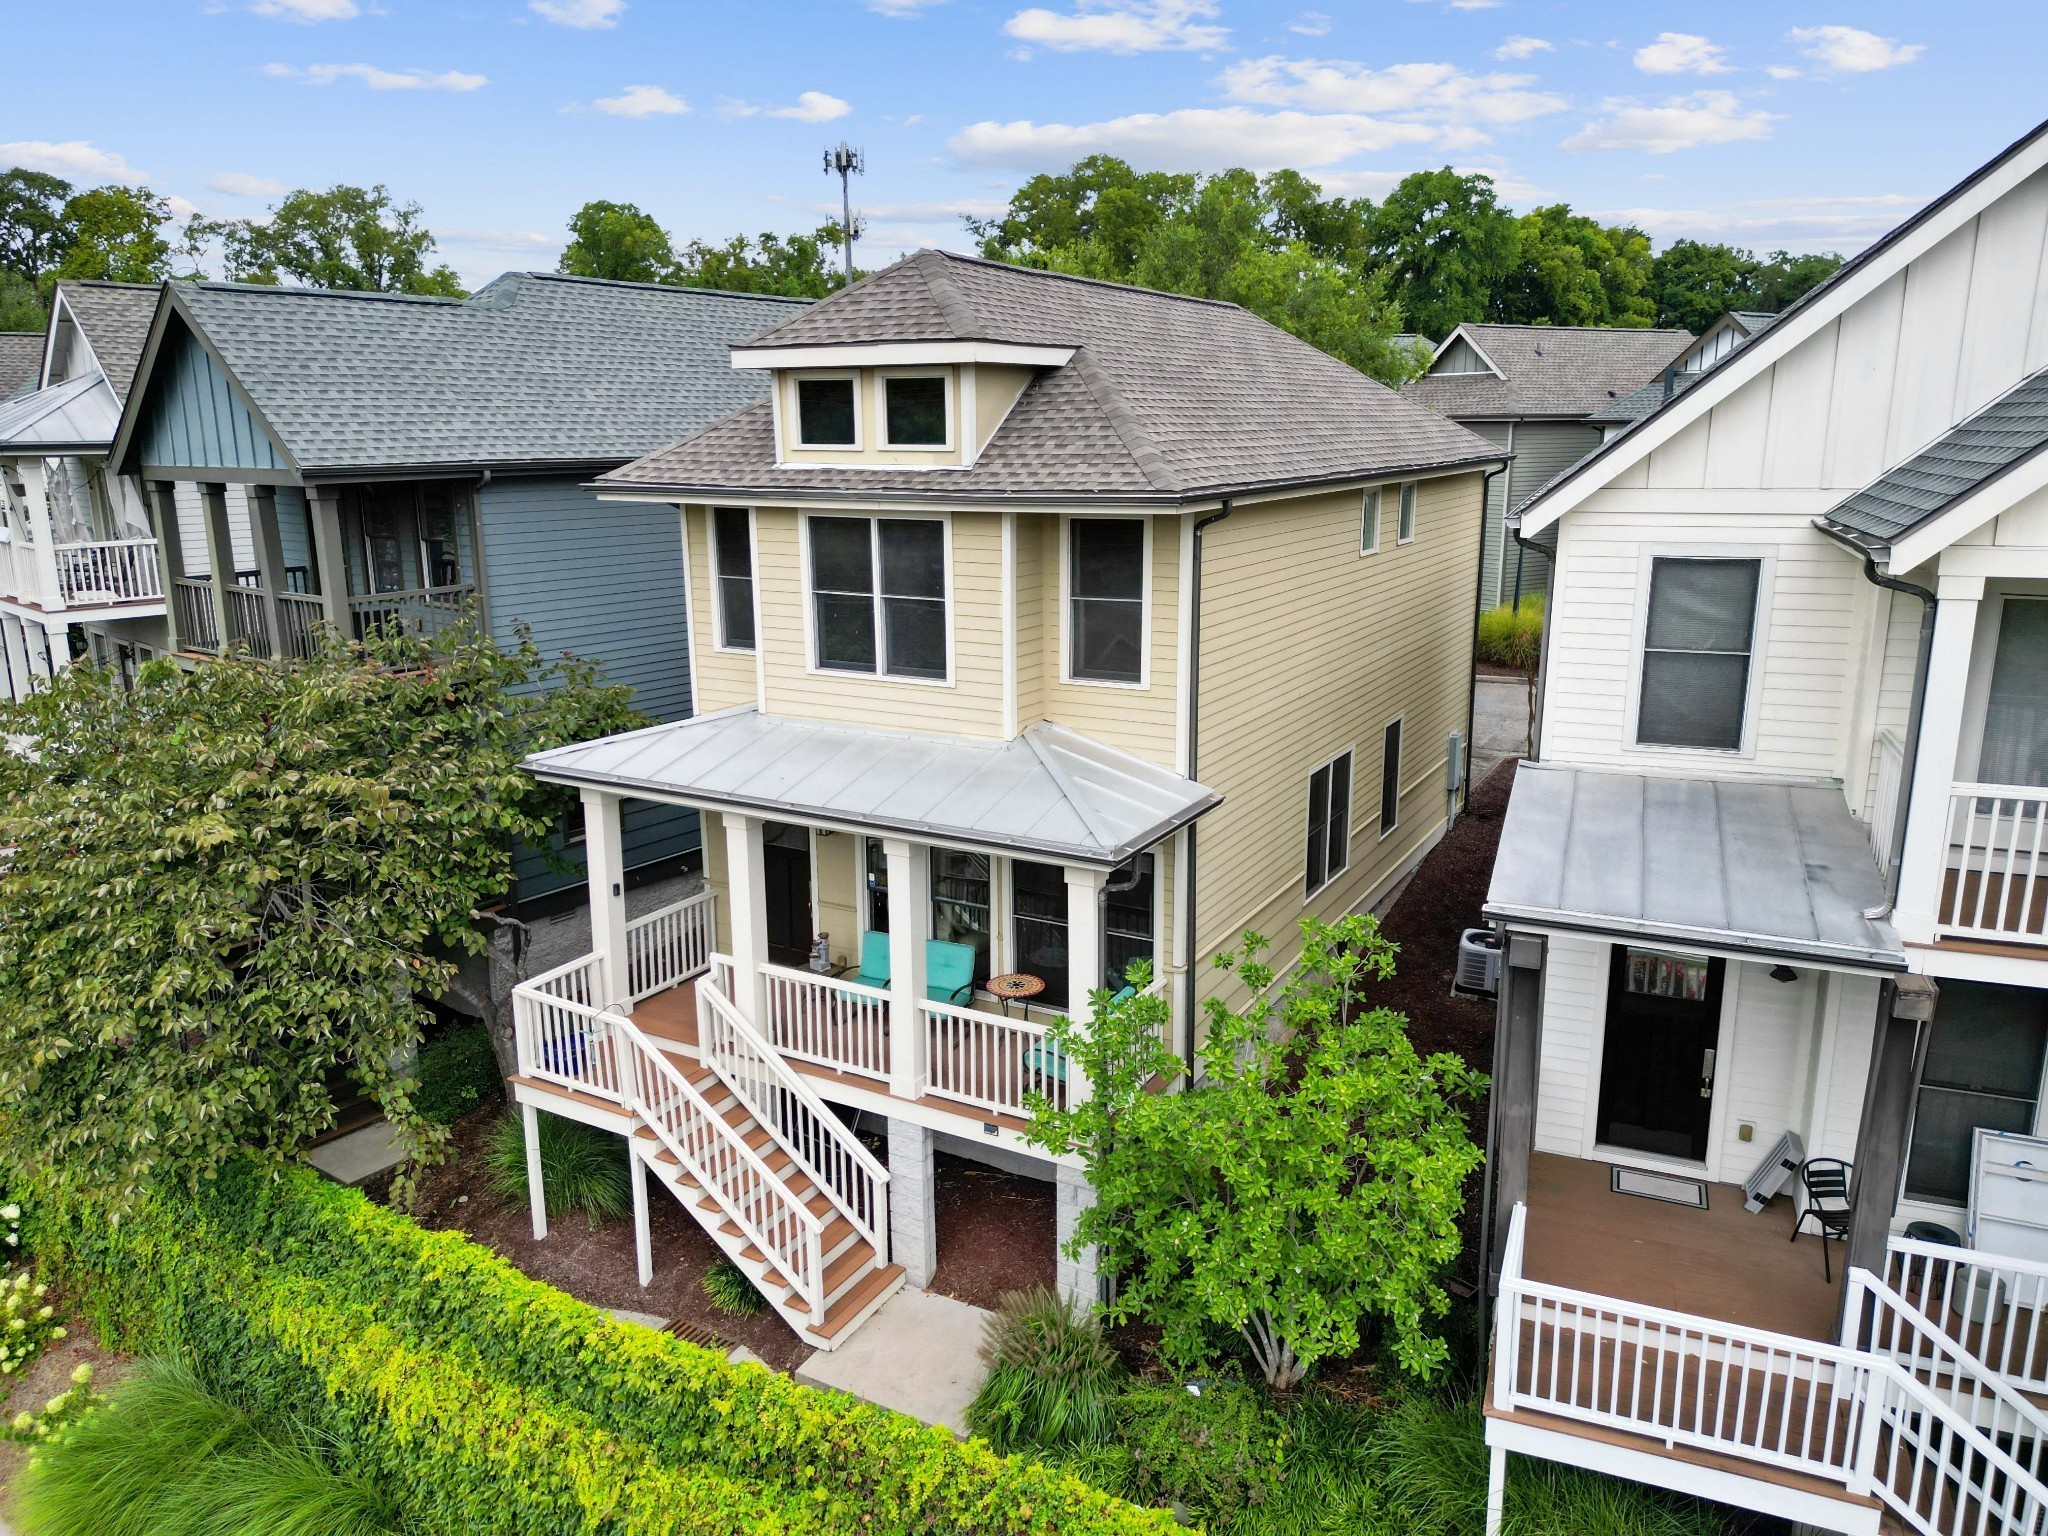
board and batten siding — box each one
[1499,419,1600,603]
[482,474,698,895]
[1466,421,1513,610]
[134,325,290,475]
[1193,473,1483,1002]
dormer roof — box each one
[1403,322,1693,422]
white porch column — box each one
[0,614,30,700]
[887,1118,938,1288]
[522,1101,548,1241]
[583,788,631,1009]
[1064,865,1108,1107]
[1894,576,1982,944]
[723,812,770,1024]
[631,1145,653,1288]
[884,837,930,1098]
[17,460,64,613]
[38,619,71,677]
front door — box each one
[1596,946,1724,1162]
[762,822,813,968]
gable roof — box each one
[1517,115,2048,536]
[52,281,159,403]
[602,249,1503,505]
[1402,322,1692,421]
[0,372,121,453]
[114,273,808,479]
[1588,310,1789,424]
[0,333,40,400]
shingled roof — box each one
[601,249,1503,504]
[0,333,40,400]
[1818,365,2048,552]
[55,281,159,403]
[1404,323,1692,421]
[124,273,808,477]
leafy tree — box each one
[49,186,176,288]
[673,225,847,297]
[0,169,74,285]
[559,199,677,284]
[0,269,45,333]
[1751,247,1843,313]
[968,155,1198,272]
[1026,917,1486,1390]
[1221,244,1423,382]
[0,620,643,1208]
[193,184,465,296]
[1495,205,1655,328]
[1648,239,1759,334]
[1364,168,1521,343]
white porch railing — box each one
[758,962,891,1080]
[921,998,1065,1117]
[1938,785,2048,944]
[624,888,717,1002]
[52,539,163,607]
[511,952,623,1103]
[1868,728,1906,877]
[1884,1234,2048,1395]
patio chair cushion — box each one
[853,931,890,989]
[1023,1040,1069,1083]
[925,940,975,1005]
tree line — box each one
[0,159,1843,384]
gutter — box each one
[1180,499,1233,1079]
[1506,515,1557,761]
[1462,460,1514,808]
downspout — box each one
[1850,549,1937,918]
[1507,518,1556,762]
[1461,461,1513,812]
[1181,499,1233,1078]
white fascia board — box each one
[1888,445,2048,574]
[1427,323,1504,377]
[729,341,1074,371]
[1516,132,2048,539]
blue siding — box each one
[480,474,698,896]
[136,326,289,473]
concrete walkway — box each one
[1472,672,1533,783]
[794,1289,991,1436]
[306,1119,408,1187]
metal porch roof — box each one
[524,708,1220,867]
[0,373,120,454]
[1484,762,1904,969]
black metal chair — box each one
[1791,1158,1854,1281]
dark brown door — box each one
[1596,946,1724,1162]
[762,822,813,968]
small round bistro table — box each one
[986,972,1047,1018]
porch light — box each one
[1769,964,1798,984]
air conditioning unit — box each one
[1454,928,1501,996]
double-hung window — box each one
[1360,488,1382,555]
[884,375,949,447]
[1396,482,1417,544]
[808,515,947,680]
[1905,981,2048,1205]
[1103,853,1156,992]
[794,376,858,447]
[1380,719,1403,835]
[1305,750,1352,896]
[711,507,754,650]
[1069,518,1145,683]
[1011,859,1070,1009]
[1636,557,1762,752]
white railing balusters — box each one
[510,952,621,1101]
[1869,728,1906,876]
[51,538,165,606]
[1885,1235,2048,1395]
[1940,785,2048,944]
[624,889,717,1002]
[922,998,1065,1117]
[757,963,892,1080]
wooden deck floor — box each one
[1525,1153,1842,1342]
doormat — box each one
[1611,1166,1708,1208]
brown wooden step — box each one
[804,1264,907,1344]
[820,1240,876,1301]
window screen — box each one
[933,849,991,985]
[1360,488,1381,554]
[885,376,948,446]
[807,516,949,679]
[1070,519,1145,682]
[1905,980,2048,1205]
[711,507,754,650]
[1012,859,1070,1010]
[879,520,946,678]
[1979,599,2048,788]
[1380,718,1402,834]
[1397,482,1417,543]
[1305,751,1352,894]
[810,516,877,671]
[1637,558,1761,751]
[796,377,857,445]
[1103,853,1155,992]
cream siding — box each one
[777,366,969,467]
[973,365,1036,455]
[683,506,757,716]
[1012,512,1046,728]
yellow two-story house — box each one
[507,250,1505,1349]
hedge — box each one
[33,1163,1181,1536]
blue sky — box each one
[6,1,2045,289]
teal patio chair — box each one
[925,940,976,1006]
[837,930,890,1005]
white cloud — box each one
[1450,1,1503,9]
[867,0,947,12]
[208,172,288,196]
[1633,32,1731,75]
[250,0,360,19]
[952,107,1440,172]
[1316,162,1543,203]
[529,0,624,27]
[770,91,851,123]
[1219,56,1570,135]
[1787,25,1923,73]
[1495,36,1551,61]
[822,198,1009,221]
[589,84,688,117]
[1004,1,1226,55]
[0,139,150,182]
[265,62,487,90]
[1599,191,1926,252]
[1765,64,1802,81]
[1561,91,1779,154]
[1288,11,1331,35]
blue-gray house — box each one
[107,272,807,900]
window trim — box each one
[1378,715,1404,839]
[1303,745,1355,900]
[798,510,956,688]
[877,367,956,453]
[1058,513,1153,690]
[1623,547,1775,761]
[1359,487,1382,556]
[709,506,757,655]
[1396,481,1418,545]
[787,369,864,452]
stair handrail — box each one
[611,1008,827,1324]
[1846,1266,2048,1481]
[698,955,890,1258]
[1853,1350,2048,1536]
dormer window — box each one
[883,373,950,448]
[795,375,859,447]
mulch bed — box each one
[929,1152,1055,1311]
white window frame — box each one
[1058,513,1152,690]
[1622,547,1776,761]
[787,369,864,452]
[1396,481,1418,545]
[1378,714,1404,839]
[1359,487,1382,556]
[798,510,956,687]
[709,505,757,655]
[1303,746,1355,899]
[877,367,956,453]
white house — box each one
[1479,119,2048,1536]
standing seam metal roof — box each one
[0,373,121,452]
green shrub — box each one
[1119,1375,1290,1515]
[1476,598,1544,671]
[485,1107,630,1223]
[966,1286,1122,1453]
[413,1021,503,1125]
[701,1258,766,1317]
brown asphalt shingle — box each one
[1404,322,1692,421]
